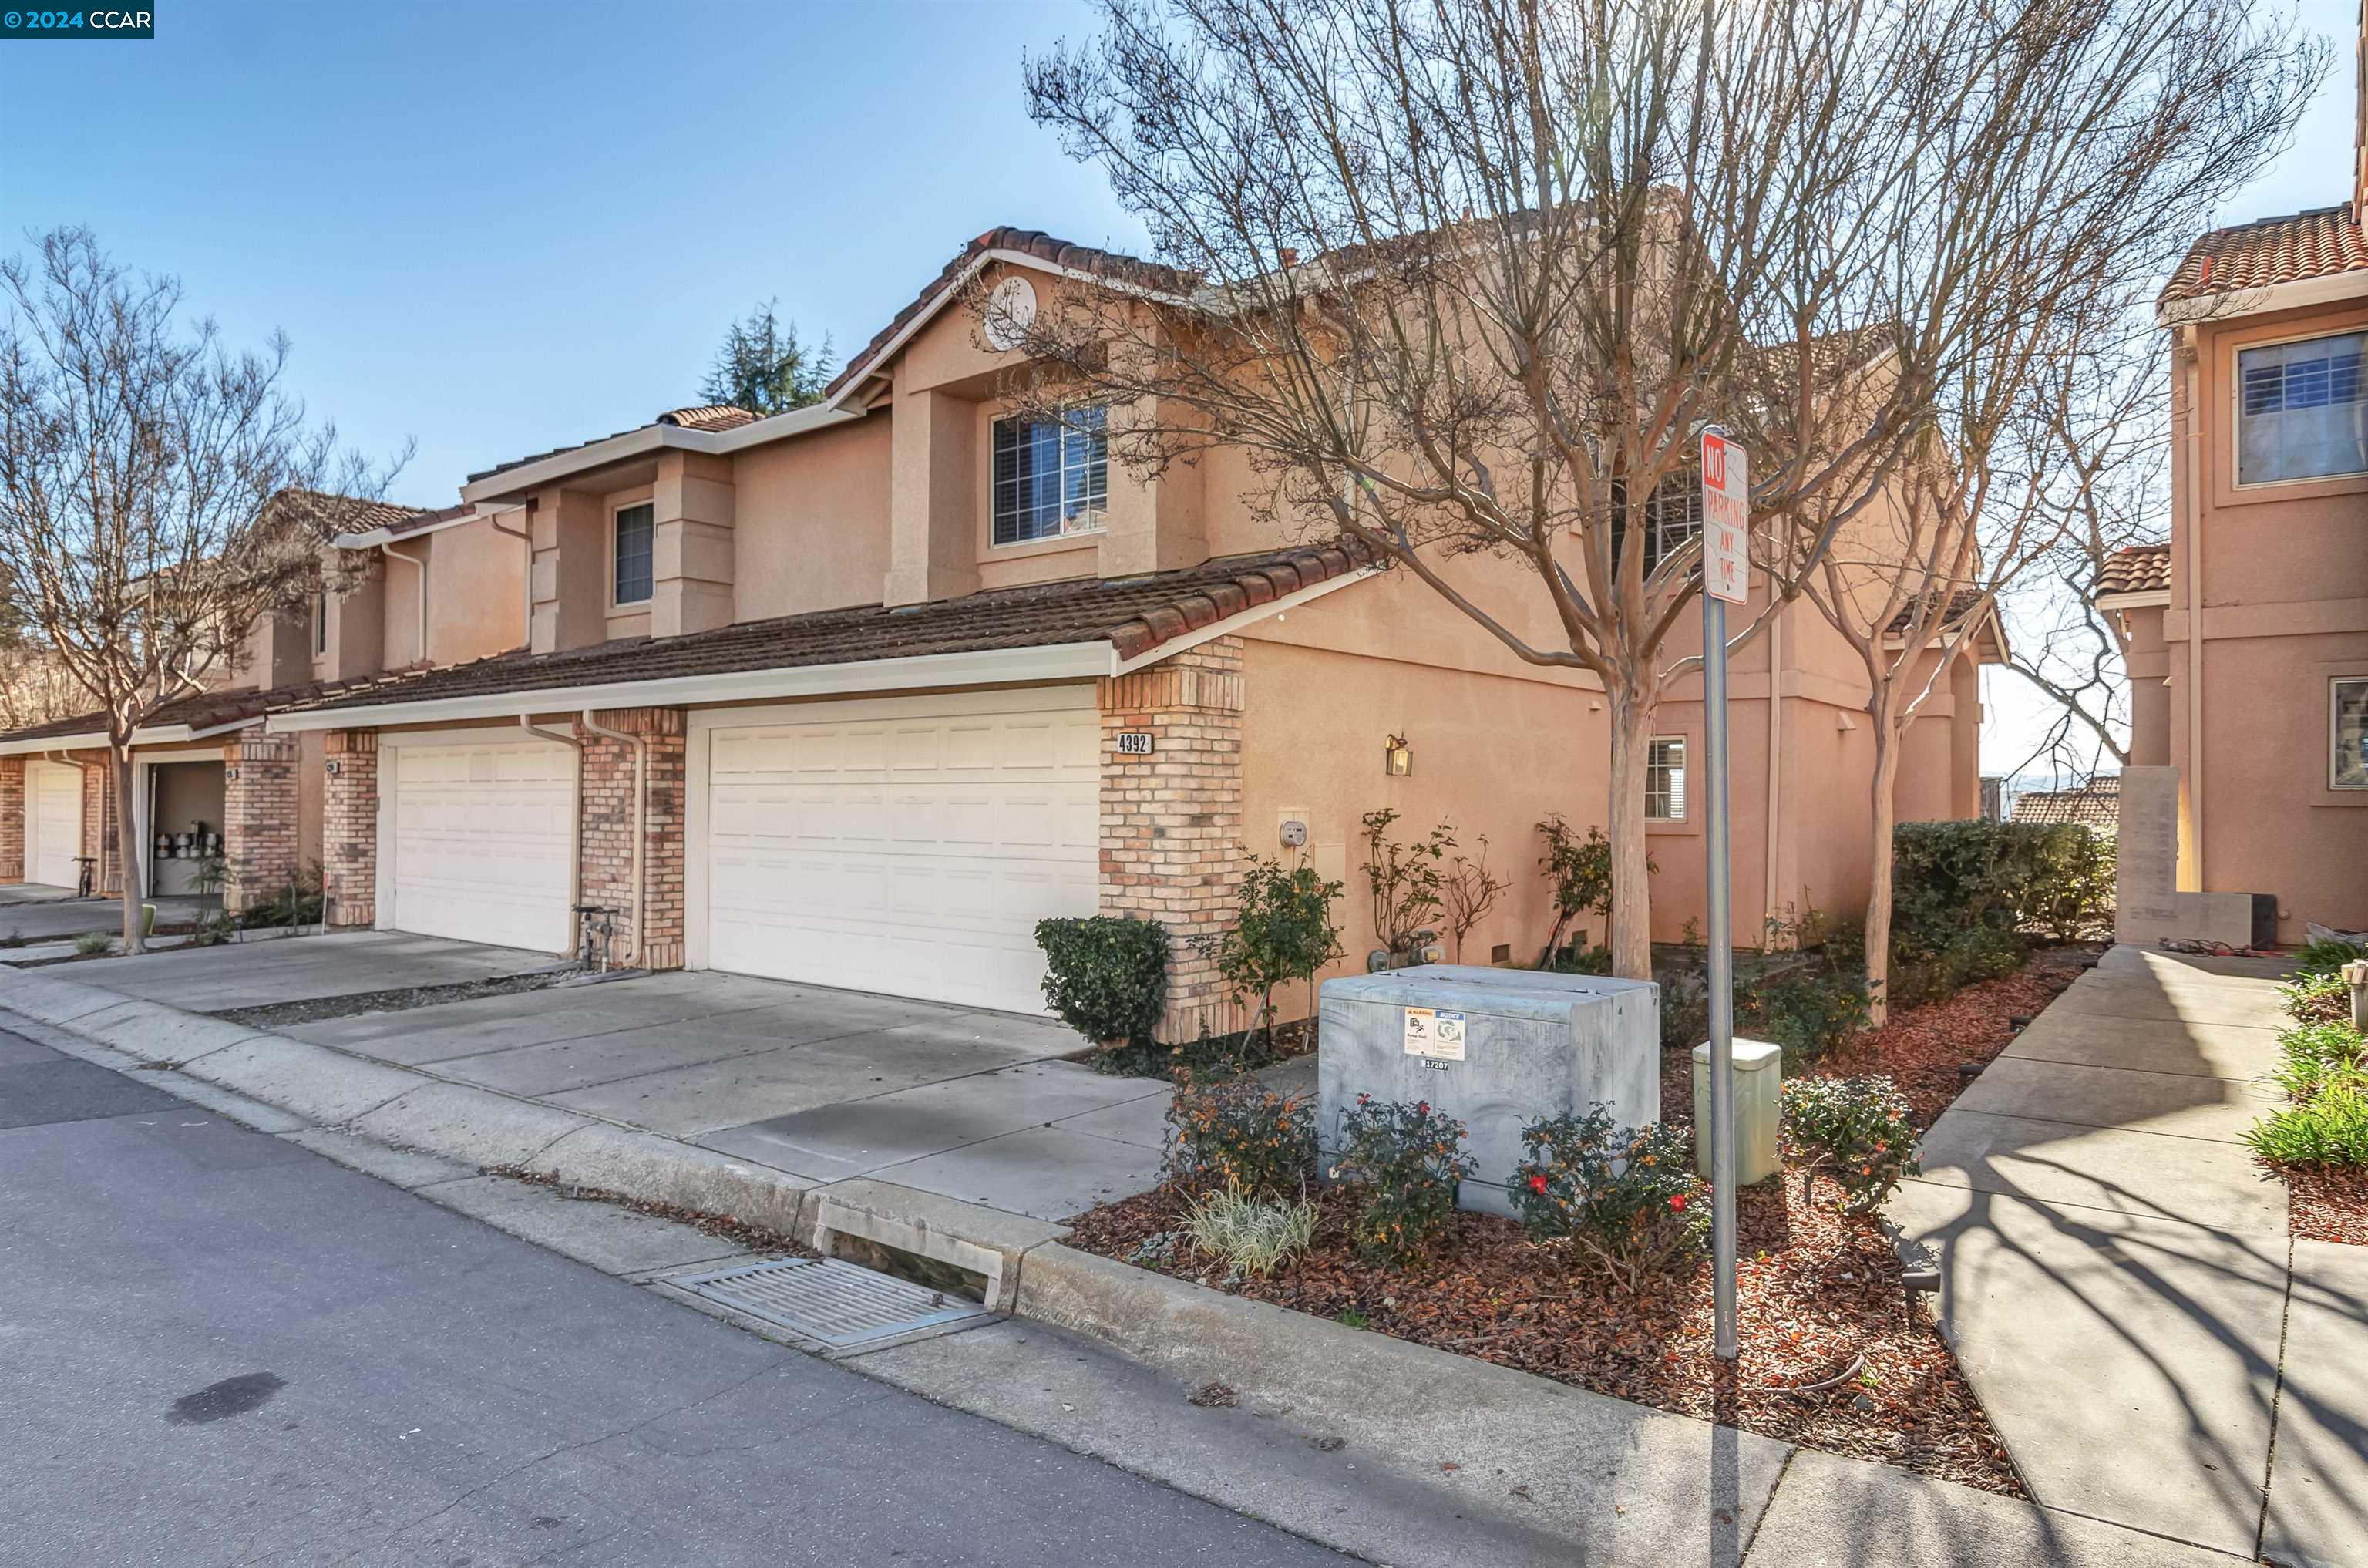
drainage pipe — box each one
[384,541,430,667]
[1762,604,1784,939]
[2181,330,2205,888]
[520,715,585,951]
[579,708,648,968]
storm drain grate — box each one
[668,1257,992,1351]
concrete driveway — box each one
[0,888,221,945]
[32,927,1186,1223]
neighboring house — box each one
[255,227,1993,1035]
[2101,35,2368,938]
[0,495,528,913]
[2009,776,2121,832]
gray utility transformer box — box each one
[1317,965,1660,1219]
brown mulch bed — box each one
[483,1164,814,1258]
[1063,958,2111,1496]
[1656,947,2093,1132]
[1069,1169,2020,1492]
[2286,1166,2368,1247]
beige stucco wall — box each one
[378,516,529,670]
[2160,296,2368,934]
[732,415,894,619]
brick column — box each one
[322,730,380,927]
[222,732,299,914]
[76,754,123,897]
[579,707,687,970]
[0,756,22,883]
[1098,635,1247,1043]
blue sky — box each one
[0,0,2355,773]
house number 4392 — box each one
[1114,732,1155,756]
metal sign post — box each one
[1700,428,1750,1362]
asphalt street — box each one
[0,1024,1350,1567]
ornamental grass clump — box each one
[1510,1107,1704,1294]
[1330,1095,1475,1266]
[1163,1070,1316,1199]
[1781,1075,1922,1215]
[2246,1017,2368,1169]
[1181,1181,1319,1277]
[2282,971,2351,1028]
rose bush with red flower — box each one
[1780,1074,1922,1214]
[1329,1097,1475,1266]
[1509,1105,1705,1294]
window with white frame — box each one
[2238,331,2366,486]
[991,405,1108,545]
[2334,678,2368,791]
[1611,476,1704,577]
[1646,736,1688,821]
[613,502,654,605]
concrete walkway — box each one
[1892,944,2367,1568]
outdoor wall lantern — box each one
[1384,734,1412,776]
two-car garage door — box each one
[697,689,1100,1016]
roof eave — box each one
[456,404,863,506]
[2158,267,2368,326]
[2094,587,2171,611]
[335,503,522,550]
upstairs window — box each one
[613,502,654,605]
[991,405,1107,545]
[313,588,328,655]
[2238,331,2366,485]
[1646,736,1688,821]
[1611,476,1703,577]
[2335,678,2368,791]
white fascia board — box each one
[264,641,1117,733]
[2094,588,2172,611]
[2157,268,2368,326]
[0,722,200,756]
[0,730,107,756]
[1112,564,1383,673]
[456,404,865,506]
[334,505,513,550]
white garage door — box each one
[701,690,1100,1014]
[386,738,574,952]
[26,761,81,890]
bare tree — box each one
[1015,0,2319,978]
[0,228,403,949]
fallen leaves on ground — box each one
[484,1164,813,1257]
[1071,957,2099,1498]
[2284,1166,2368,1247]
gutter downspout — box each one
[489,505,533,648]
[1763,606,1784,939]
[2181,328,2206,890]
[384,541,430,668]
[579,708,647,968]
[520,715,584,944]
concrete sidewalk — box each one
[1892,944,2366,1568]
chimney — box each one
[1278,247,1298,269]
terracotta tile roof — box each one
[825,227,1189,403]
[2095,542,2171,597]
[0,666,436,747]
[283,540,1379,718]
[271,490,434,536]
[376,502,469,538]
[469,405,758,484]
[2010,776,2121,830]
[657,405,760,432]
[1884,588,1989,636]
[2161,206,2368,305]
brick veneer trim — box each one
[323,730,378,927]
[579,707,686,970]
[1098,635,1248,1043]
[0,757,22,883]
[222,732,300,913]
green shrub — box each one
[1360,809,1451,958]
[1195,857,1342,1050]
[1781,1075,1921,1214]
[1510,1108,1704,1293]
[1165,1072,1315,1197]
[1889,924,2026,1009]
[1180,1181,1318,1277]
[2245,1072,2368,1166]
[2296,937,2366,977]
[1540,940,1613,974]
[187,910,237,948]
[1329,1095,1475,1265]
[2269,1019,2366,1101]
[1891,819,2114,956]
[237,862,325,931]
[1036,916,1169,1048]
[1536,816,1653,963]
[72,930,113,957]
[1745,912,1869,1061]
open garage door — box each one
[26,760,81,890]
[698,688,1100,1015]
[384,735,574,953]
